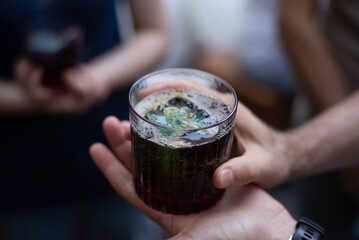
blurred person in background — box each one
[0,0,169,239]
[174,0,303,224]
[191,0,297,130]
[280,0,350,113]
[280,0,359,239]
[162,0,358,238]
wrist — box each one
[267,215,296,240]
[0,82,40,114]
[16,88,45,114]
[82,64,114,100]
[87,62,116,91]
[282,128,312,181]
[272,130,299,184]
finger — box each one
[89,143,143,208]
[15,58,33,85]
[137,79,222,100]
[15,58,53,100]
[138,79,194,99]
[16,58,47,97]
[103,116,133,172]
[213,155,257,189]
[89,143,170,228]
[138,79,234,106]
[118,120,132,141]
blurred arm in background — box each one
[62,0,170,113]
[279,0,349,112]
[87,0,169,91]
[1,0,169,115]
[0,80,37,114]
[195,0,294,130]
[196,51,293,130]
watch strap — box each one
[292,217,326,240]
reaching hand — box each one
[89,116,295,240]
[213,102,294,189]
[136,78,295,189]
[15,57,54,103]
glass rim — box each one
[128,68,238,132]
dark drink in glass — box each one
[129,69,237,215]
[26,27,83,88]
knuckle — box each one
[232,158,256,185]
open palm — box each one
[89,116,295,240]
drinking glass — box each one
[129,68,237,215]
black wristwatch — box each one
[289,217,326,240]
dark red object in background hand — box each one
[26,26,83,88]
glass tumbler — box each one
[129,68,237,215]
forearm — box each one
[88,0,169,91]
[0,80,37,114]
[279,0,349,111]
[88,29,169,90]
[287,90,359,178]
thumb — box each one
[213,155,257,189]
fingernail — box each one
[220,168,233,187]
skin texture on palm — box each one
[89,116,295,239]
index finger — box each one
[102,116,133,172]
[89,142,187,235]
[138,79,234,106]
